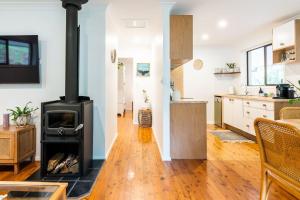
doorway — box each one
[117,58,133,118]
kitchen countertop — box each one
[171,99,208,104]
[215,94,293,102]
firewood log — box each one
[47,153,65,172]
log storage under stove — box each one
[41,0,93,178]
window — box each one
[247,44,284,86]
[0,39,31,66]
[0,40,6,64]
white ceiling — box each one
[167,0,300,45]
[108,0,162,47]
[2,0,300,46]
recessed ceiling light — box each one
[218,19,228,28]
[201,34,210,40]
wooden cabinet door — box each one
[0,134,14,160]
[170,15,193,68]
[18,129,35,161]
[223,97,233,125]
[273,20,295,50]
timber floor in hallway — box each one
[87,112,296,200]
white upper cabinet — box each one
[273,20,295,51]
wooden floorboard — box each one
[87,112,296,200]
[0,111,297,200]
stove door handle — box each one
[74,124,84,132]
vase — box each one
[15,114,31,127]
[3,114,10,129]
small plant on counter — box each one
[7,102,39,127]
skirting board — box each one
[152,129,171,161]
[105,132,118,159]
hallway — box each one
[87,112,296,200]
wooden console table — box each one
[0,125,36,174]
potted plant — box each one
[7,102,39,127]
[226,63,236,72]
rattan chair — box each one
[254,118,300,200]
[280,107,300,120]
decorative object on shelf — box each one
[193,59,204,70]
[110,49,117,63]
[7,102,38,127]
[214,68,223,73]
[2,113,9,129]
[138,109,152,128]
[214,63,240,74]
[137,63,150,77]
[226,63,236,72]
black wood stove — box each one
[41,0,92,178]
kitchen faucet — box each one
[244,86,249,96]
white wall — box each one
[0,2,114,160]
[183,46,240,123]
[104,5,118,158]
[151,35,164,159]
[0,3,65,160]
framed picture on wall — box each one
[137,63,150,77]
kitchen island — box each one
[170,100,207,159]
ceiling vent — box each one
[124,19,147,28]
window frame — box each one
[246,43,277,86]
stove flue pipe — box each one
[62,0,88,103]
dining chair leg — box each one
[260,170,272,200]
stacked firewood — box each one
[47,153,79,174]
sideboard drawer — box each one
[243,100,274,111]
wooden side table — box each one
[0,125,36,174]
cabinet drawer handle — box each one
[262,104,267,107]
[246,102,250,104]
[280,42,285,46]
[246,125,250,128]
[246,111,250,114]
[263,115,267,118]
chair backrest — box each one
[254,118,300,183]
[280,107,300,120]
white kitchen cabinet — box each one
[223,97,232,125]
[273,19,300,64]
[223,97,243,130]
[222,96,300,137]
[232,98,244,130]
[273,20,295,51]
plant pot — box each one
[15,114,31,127]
